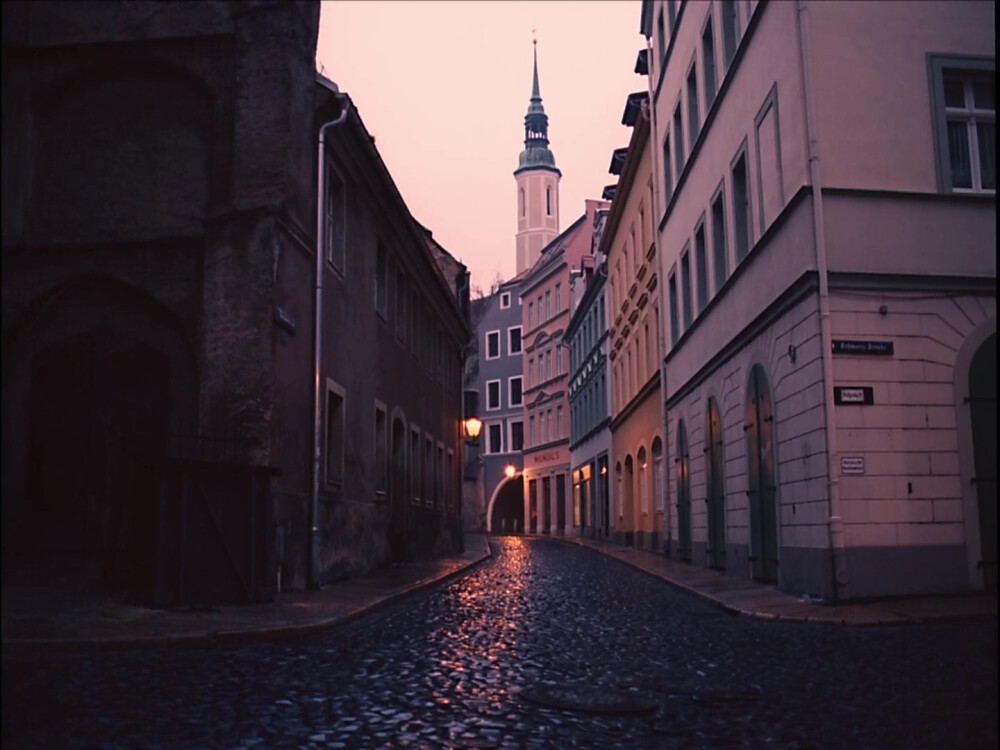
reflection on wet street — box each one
[2,537,997,748]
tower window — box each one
[520,188,525,217]
[546,186,552,216]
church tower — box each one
[514,40,561,274]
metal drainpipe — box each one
[311,94,350,590]
[644,35,673,556]
[796,1,848,601]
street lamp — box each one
[504,464,516,479]
[463,416,482,446]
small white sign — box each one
[839,388,866,403]
[841,456,865,475]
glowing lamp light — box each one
[463,416,482,445]
[504,464,516,479]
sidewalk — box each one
[550,533,997,626]
[2,535,492,653]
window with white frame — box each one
[325,163,346,273]
[486,379,501,410]
[687,56,700,144]
[703,15,718,109]
[555,283,562,313]
[487,423,503,454]
[731,145,752,262]
[509,376,523,407]
[929,57,995,193]
[508,326,522,355]
[485,330,500,360]
[500,291,511,309]
[510,420,524,452]
[325,379,346,485]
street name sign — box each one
[832,340,894,356]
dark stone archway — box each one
[490,475,524,534]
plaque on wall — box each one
[832,340,894,356]
[834,386,874,405]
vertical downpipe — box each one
[796,1,848,601]
[311,95,350,590]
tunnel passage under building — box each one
[490,475,525,534]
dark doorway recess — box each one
[745,364,778,583]
[705,398,726,570]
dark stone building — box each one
[2,0,469,604]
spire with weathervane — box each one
[517,37,560,176]
[514,35,561,274]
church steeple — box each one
[514,38,561,274]
[516,39,560,176]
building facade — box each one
[605,91,667,552]
[467,278,527,533]
[521,200,610,535]
[644,0,995,599]
[1,0,469,604]
[566,250,615,540]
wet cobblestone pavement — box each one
[3,537,997,749]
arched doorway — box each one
[25,330,172,595]
[488,475,525,533]
[745,364,778,582]
[968,334,996,589]
[651,438,664,545]
[705,398,726,570]
[615,461,623,543]
[676,421,692,562]
[390,416,407,562]
[624,455,635,547]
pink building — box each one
[521,200,609,534]
[644,0,994,600]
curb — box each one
[541,534,996,627]
[2,540,492,654]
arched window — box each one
[546,186,552,215]
[520,188,525,217]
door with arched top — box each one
[676,421,691,562]
[745,364,778,582]
[705,398,726,570]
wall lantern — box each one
[504,464,517,479]
[463,416,482,446]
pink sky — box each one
[316,1,644,291]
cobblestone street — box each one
[2,537,996,749]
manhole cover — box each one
[521,683,658,714]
